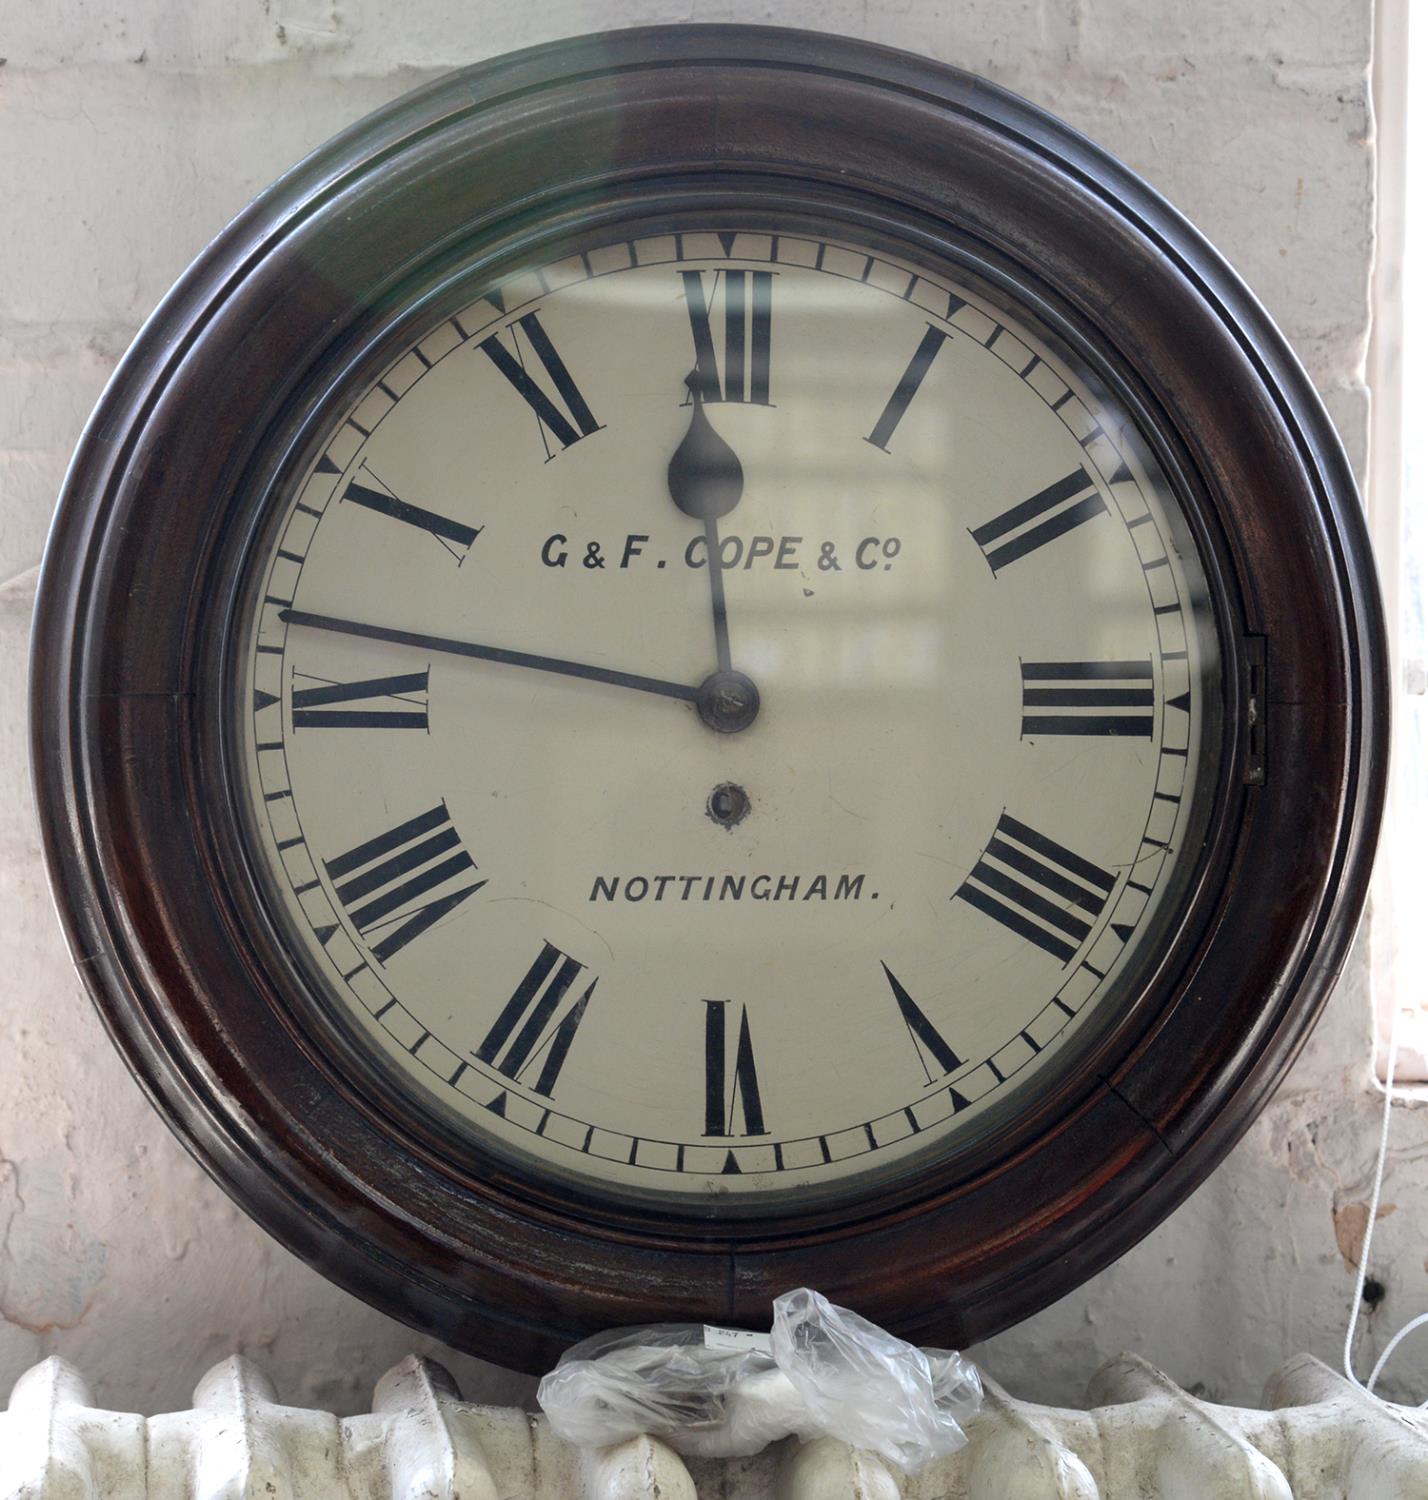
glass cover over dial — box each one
[236,225,1220,1206]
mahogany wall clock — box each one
[32,26,1388,1371]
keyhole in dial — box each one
[707,782,751,830]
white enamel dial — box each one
[237,227,1218,1203]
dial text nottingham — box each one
[590,873,868,903]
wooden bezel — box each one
[31,26,1388,1371]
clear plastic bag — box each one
[536,1287,982,1469]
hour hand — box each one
[667,373,744,674]
[666,373,744,522]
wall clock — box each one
[32,26,1387,1372]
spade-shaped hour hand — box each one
[668,374,744,673]
[666,375,744,521]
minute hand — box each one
[279,609,699,705]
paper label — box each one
[703,1324,773,1355]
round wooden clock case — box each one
[31,27,1387,1370]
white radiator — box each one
[2,1348,1425,1500]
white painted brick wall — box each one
[2,0,1412,1419]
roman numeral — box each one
[340,463,481,561]
[881,962,962,1083]
[325,803,483,964]
[865,325,950,451]
[681,270,773,404]
[972,467,1107,573]
[1020,659,1154,738]
[292,669,429,730]
[703,1001,766,1137]
[474,940,596,1097]
[479,311,600,455]
[955,813,1116,964]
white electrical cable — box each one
[1341,996,1428,1403]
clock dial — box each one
[237,227,1220,1203]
